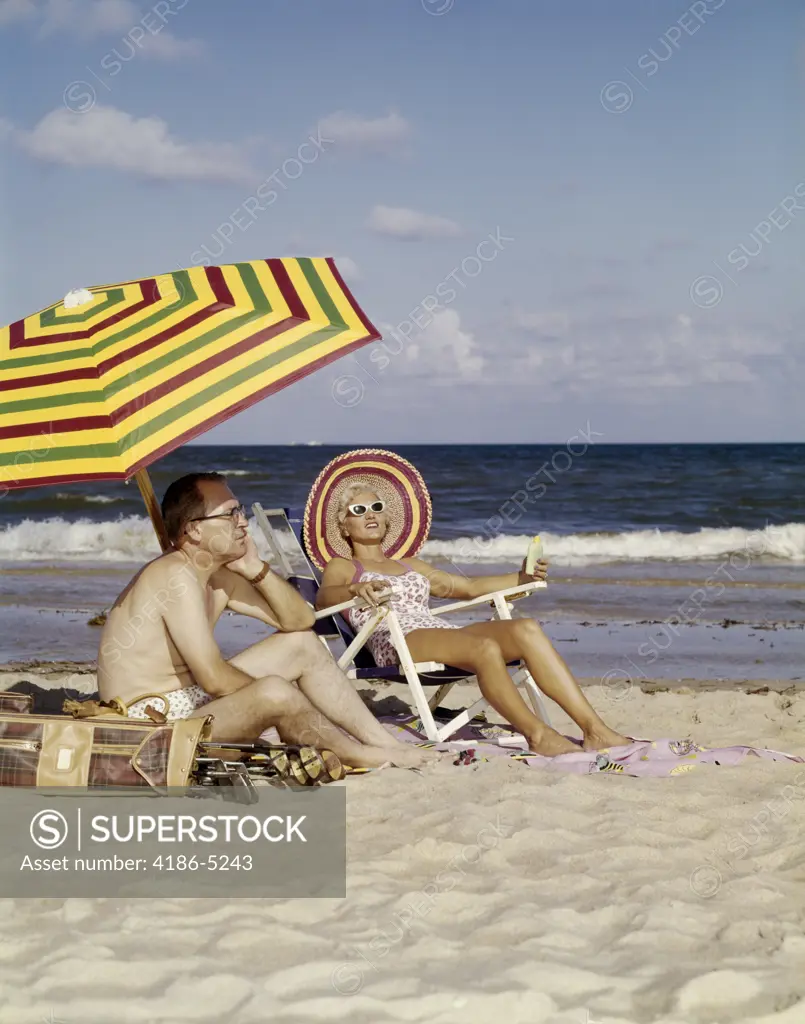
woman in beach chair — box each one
[309,451,630,758]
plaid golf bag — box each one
[0,692,210,789]
[0,690,344,797]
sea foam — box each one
[423,523,805,564]
[0,517,802,564]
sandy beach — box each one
[2,0,804,1010]
[1,666,803,1024]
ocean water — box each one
[1,442,803,563]
[0,443,803,675]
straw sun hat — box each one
[303,448,432,571]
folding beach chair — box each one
[252,505,551,742]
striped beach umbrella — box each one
[0,258,379,546]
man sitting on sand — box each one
[98,472,433,769]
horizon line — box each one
[185,440,804,446]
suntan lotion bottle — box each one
[525,535,544,575]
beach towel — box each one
[380,714,805,777]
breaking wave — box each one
[0,517,802,565]
[55,493,121,505]
[423,523,805,565]
[0,516,162,562]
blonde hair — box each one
[337,481,381,525]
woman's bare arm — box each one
[315,558,356,609]
[407,557,548,600]
[316,559,395,612]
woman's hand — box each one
[348,580,391,607]
[518,558,549,586]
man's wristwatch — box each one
[246,561,271,585]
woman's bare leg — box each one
[405,628,578,756]
[460,619,630,750]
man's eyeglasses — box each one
[189,504,248,524]
[347,501,386,517]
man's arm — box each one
[160,574,254,697]
[222,536,314,631]
[220,566,315,631]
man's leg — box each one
[190,675,428,769]
[228,631,404,750]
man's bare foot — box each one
[341,744,444,770]
[525,727,580,757]
[341,744,405,769]
[582,726,631,751]
[382,745,445,769]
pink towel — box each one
[380,715,804,778]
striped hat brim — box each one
[303,449,432,571]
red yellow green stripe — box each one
[0,258,380,488]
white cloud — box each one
[317,111,411,155]
[0,0,36,25]
[135,27,202,58]
[403,309,485,380]
[699,361,754,383]
[513,310,571,340]
[368,204,461,241]
[40,0,136,34]
[496,308,791,396]
[15,105,254,183]
[3,0,203,57]
[334,256,361,283]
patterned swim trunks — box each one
[126,685,215,721]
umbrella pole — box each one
[134,469,171,552]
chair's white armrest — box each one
[431,581,546,616]
[314,592,391,620]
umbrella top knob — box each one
[63,288,94,309]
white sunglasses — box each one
[347,500,386,517]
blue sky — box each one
[1,0,802,443]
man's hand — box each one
[225,534,265,580]
[518,558,549,587]
[348,580,391,607]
